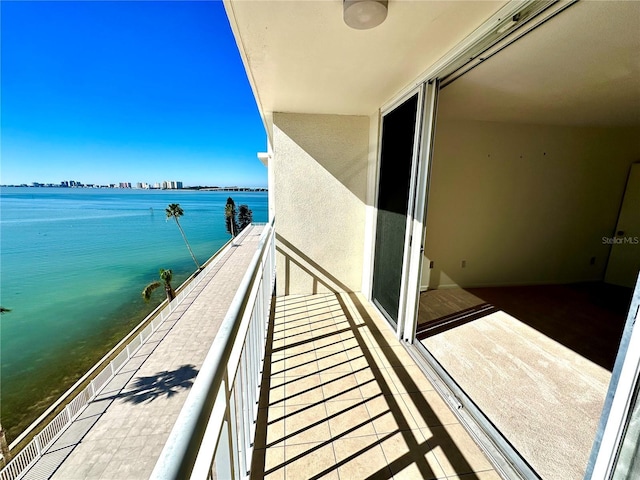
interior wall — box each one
[273,112,369,295]
[422,119,640,289]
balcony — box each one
[250,292,498,479]
[2,221,499,480]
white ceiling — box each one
[224,0,506,116]
[438,1,640,127]
[225,1,640,127]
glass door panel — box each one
[372,93,419,326]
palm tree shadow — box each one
[116,364,199,405]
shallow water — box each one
[0,187,267,440]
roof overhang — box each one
[224,0,640,136]
[223,0,507,128]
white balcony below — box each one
[12,225,265,480]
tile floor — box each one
[250,292,501,480]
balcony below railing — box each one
[1,222,273,480]
[151,220,275,479]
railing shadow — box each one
[250,235,483,479]
[276,233,347,294]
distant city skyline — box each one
[1,1,267,188]
[1,179,266,190]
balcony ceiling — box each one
[225,1,640,128]
[223,0,507,117]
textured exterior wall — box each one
[273,113,369,295]
[422,120,640,289]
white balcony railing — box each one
[151,218,276,480]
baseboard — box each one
[425,277,605,290]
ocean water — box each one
[0,187,267,440]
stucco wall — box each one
[422,120,640,289]
[273,113,369,295]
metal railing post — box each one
[33,437,41,458]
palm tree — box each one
[224,197,239,237]
[238,204,253,231]
[165,203,200,270]
[225,203,236,238]
[142,269,176,302]
[0,421,10,467]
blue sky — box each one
[1,1,267,187]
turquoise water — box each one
[0,187,267,440]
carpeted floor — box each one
[418,283,631,480]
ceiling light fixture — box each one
[344,0,388,30]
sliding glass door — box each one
[372,93,420,327]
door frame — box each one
[604,162,640,288]
[370,85,425,331]
[367,1,590,477]
[369,0,575,340]
[587,275,640,479]
[400,80,439,342]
